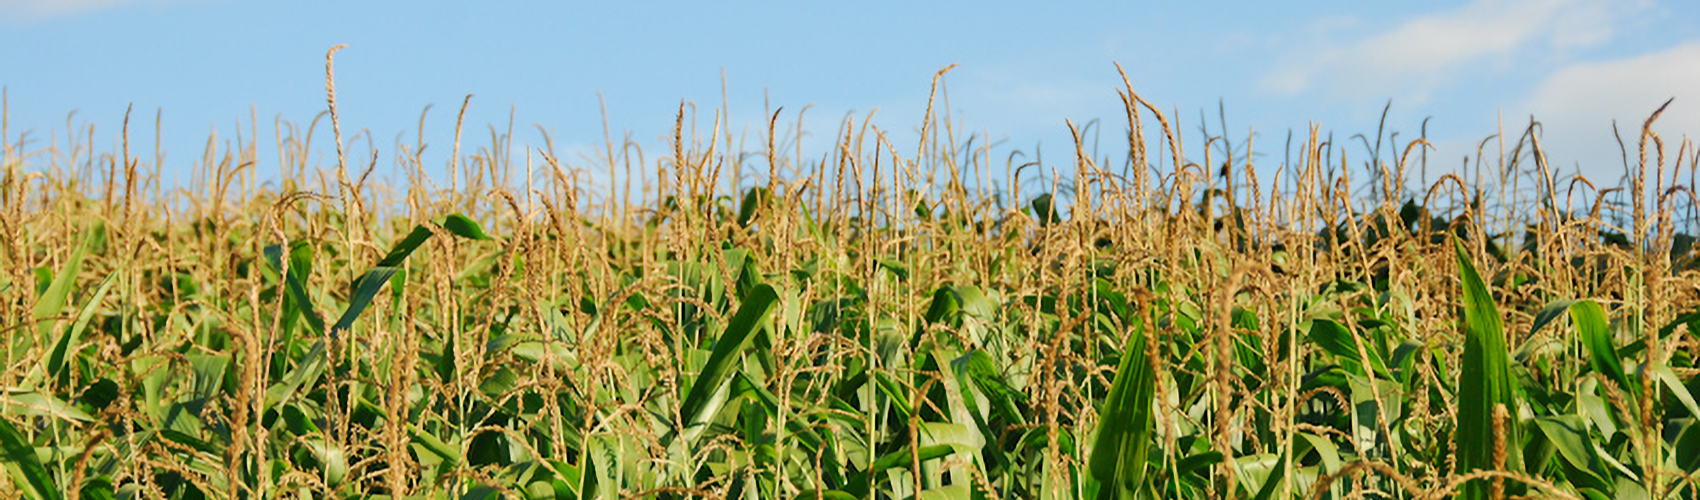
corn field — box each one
[2,61,1699,499]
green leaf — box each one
[45,273,115,386]
[186,354,230,400]
[1088,321,1156,499]
[1652,364,1700,422]
[0,391,94,423]
[1295,431,1343,476]
[1675,420,1700,472]
[679,284,779,428]
[434,213,493,241]
[1658,308,1700,340]
[373,226,434,269]
[1564,300,1633,400]
[1530,415,1611,492]
[1453,239,1524,500]
[867,444,956,475]
[1241,452,1287,500]
[796,491,858,500]
[0,417,61,500]
[332,266,400,337]
[874,371,916,419]
[76,379,119,414]
[26,221,101,366]
[266,342,326,412]
[159,429,222,455]
[877,258,910,281]
[1306,319,1389,377]
[302,438,348,487]
[265,243,324,336]
[737,187,768,227]
[1528,299,1578,340]
[1174,451,1224,478]
[357,213,488,290]
[951,350,1026,425]
[409,425,459,465]
[1031,193,1061,225]
[78,476,116,500]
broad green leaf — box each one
[1658,308,1700,340]
[435,213,493,240]
[357,213,489,290]
[1453,239,1524,500]
[874,371,916,419]
[410,425,459,465]
[0,391,93,423]
[915,484,971,500]
[45,273,115,386]
[332,266,399,337]
[1295,431,1343,476]
[679,284,779,428]
[340,396,458,465]
[265,342,326,411]
[302,438,348,487]
[1530,415,1611,493]
[923,287,961,325]
[183,354,227,403]
[1652,364,1700,422]
[159,429,222,455]
[1528,299,1579,340]
[0,417,60,500]
[1675,420,1700,472]
[737,187,768,227]
[1174,451,1224,478]
[78,477,116,500]
[1237,452,1285,500]
[1031,192,1061,225]
[796,491,858,500]
[265,243,325,335]
[1566,300,1633,399]
[867,444,955,475]
[951,350,1026,425]
[1390,338,1425,383]
[878,258,910,281]
[1088,322,1155,500]
[1306,319,1389,377]
[373,225,434,269]
[27,221,101,366]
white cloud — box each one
[1517,41,1700,181]
[1262,0,1646,100]
[0,0,185,20]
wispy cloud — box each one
[1262,0,1646,101]
[1518,41,1700,179]
[0,0,185,20]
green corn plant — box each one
[3,65,1699,499]
[1453,238,1525,500]
[1089,312,1155,499]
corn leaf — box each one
[1088,321,1155,500]
[265,243,325,336]
[332,266,399,337]
[44,273,114,387]
[26,221,101,367]
[1307,318,1390,378]
[0,417,60,500]
[679,284,778,428]
[1453,239,1524,499]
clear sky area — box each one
[2,0,1697,197]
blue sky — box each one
[2,0,1697,198]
